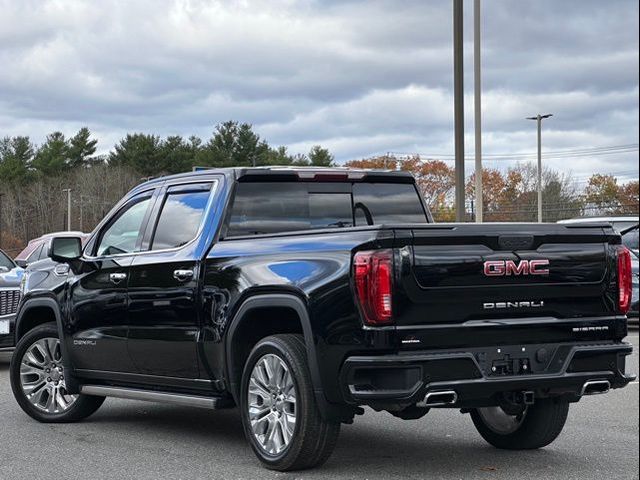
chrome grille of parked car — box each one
[0,289,21,316]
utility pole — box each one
[526,114,553,223]
[473,0,483,223]
[62,188,72,231]
[79,195,84,232]
[453,0,465,222]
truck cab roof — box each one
[133,166,415,192]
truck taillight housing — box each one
[617,245,632,314]
[353,249,393,326]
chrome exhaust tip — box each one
[581,380,610,396]
[418,390,458,407]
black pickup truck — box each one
[10,167,635,471]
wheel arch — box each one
[14,297,80,393]
[225,294,316,399]
[225,294,353,422]
[15,297,64,342]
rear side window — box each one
[228,183,310,235]
[26,243,44,263]
[309,193,353,228]
[150,183,212,250]
[38,243,50,260]
[353,183,428,225]
[226,181,427,237]
[15,241,40,262]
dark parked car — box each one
[0,248,23,353]
[10,167,635,471]
[559,215,639,233]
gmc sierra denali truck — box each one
[10,167,635,471]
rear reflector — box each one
[353,250,393,326]
[617,246,632,314]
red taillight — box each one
[353,249,393,326]
[617,245,632,314]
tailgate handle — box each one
[498,235,534,250]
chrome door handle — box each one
[173,269,194,282]
[109,272,127,284]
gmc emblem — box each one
[483,259,550,276]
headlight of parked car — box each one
[19,271,29,295]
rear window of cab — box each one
[226,181,428,237]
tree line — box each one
[1,122,638,254]
[1,121,334,182]
[0,121,334,253]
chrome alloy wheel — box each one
[476,406,528,435]
[20,337,78,413]
[247,353,297,455]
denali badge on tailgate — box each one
[484,301,544,310]
[483,259,550,276]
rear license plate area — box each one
[475,345,534,376]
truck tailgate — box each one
[393,223,624,349]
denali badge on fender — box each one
[484,301,544,309]
[483,259,550,276]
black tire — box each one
[470,398,569,450]
[240,334,340,471]
[10,323,105,423]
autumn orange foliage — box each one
[345,154,638,222]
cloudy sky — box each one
[0,0,638,182]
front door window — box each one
[96,197,152,256]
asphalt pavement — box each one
[1,335,638,480]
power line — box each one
[471,144,638,158]
[386,143,639,161]
[400,148,639,162]
[390,143,638,157]
[568,174,639,183]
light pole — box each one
[526,114,552,223]
[473,0,482,223]
[78,194,92,232]
[62,189,72,231]
[79,195,85,232]
[453,0,465,222]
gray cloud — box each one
[0,0,637,181]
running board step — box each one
[80,385,232,409]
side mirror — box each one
[15,259,28,268]
[49,237,83,263]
